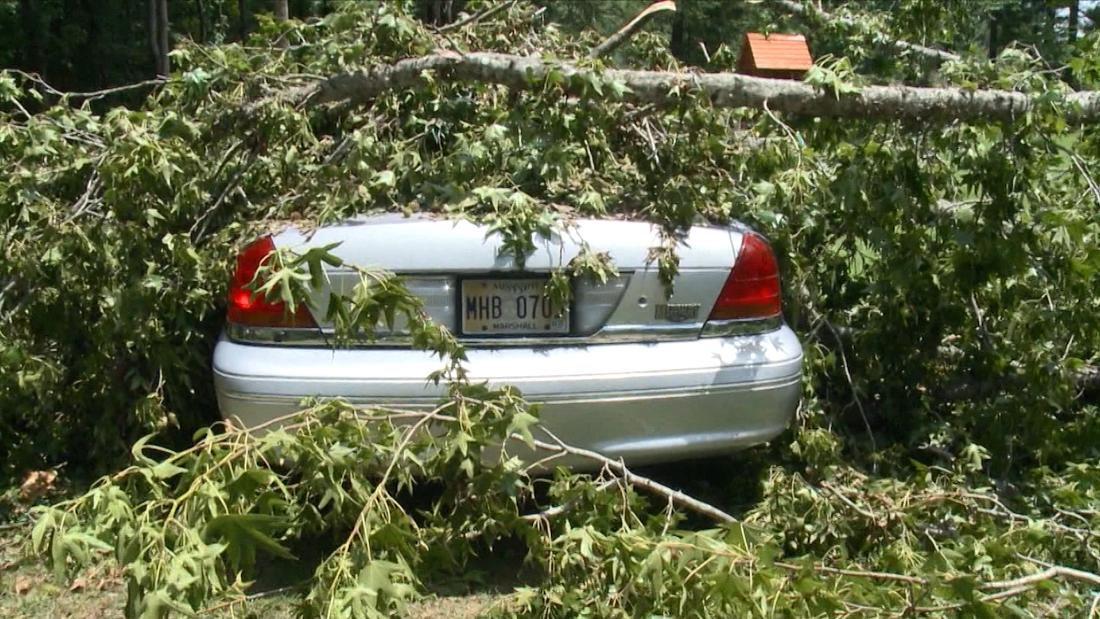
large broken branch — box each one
[590,0,677,59]
[286,52,1100,123]
[768,0,961,63]
[527,430,737,524]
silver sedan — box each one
[213,214,802,466]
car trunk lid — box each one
[258,214,745,345]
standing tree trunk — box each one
[273,0,289,48]
[148,0,169,77]
[987,12,999,59]
[156,0,170,76]
[80,0,103,89]
[238,0,249,41]
[148,0,159,76]
[1069,1,1079,44]
[18,0,45,77]
[197,0,208,43]
[669,0,688,61]
[419,0,464,26]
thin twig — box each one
[774,560,929,585]
[199,582,307,615]
[914,585,1036,613]
[337,401,455,554]
[520,479,618,524]
[984,566,1100,591]
[1047,137,1100,206]
[822,319,877,456]
[190,146,261,243]
[62,156,107,224]
[9,70,166,102]
[818,480,884,526]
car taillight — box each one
[227,236,317,328]
[708,232,782,321]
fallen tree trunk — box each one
[284,52,1100,123]
[768,0,960,63]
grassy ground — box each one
[0,519,506,618]
[1,518,124,619]
[0,454,766,617]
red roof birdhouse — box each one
[738,33,813,80]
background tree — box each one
[418,0,466,26]
[988,0,1059,59]
[533,0,647,35]
[17,0,44,80]
[1069,0,1080,43]
[238,0,249,39]
[0,0,1089,91]
[148,0,169,77]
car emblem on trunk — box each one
[655,303,700,323]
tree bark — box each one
[148,0,170,77]
[148,0,159,77]
[238,0,249,40]
[988,8,1003,59]
[769,0,960,63]
[156,0,170,77]
[197,0,208,43]
[1069,1,1079,44]
[267,52,1100,124]
[669,0,688,61]
[273,0,289,48]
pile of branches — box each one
[4,0,1100,616]
[33,395,1100,616]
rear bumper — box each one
[213,326,803,466]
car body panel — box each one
[214,326,802,466]
[215,215,802,466]
[272,215,744,342]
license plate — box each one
[460,278,569,336]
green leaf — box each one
[150,461,188,480]
[203,513,295,575]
